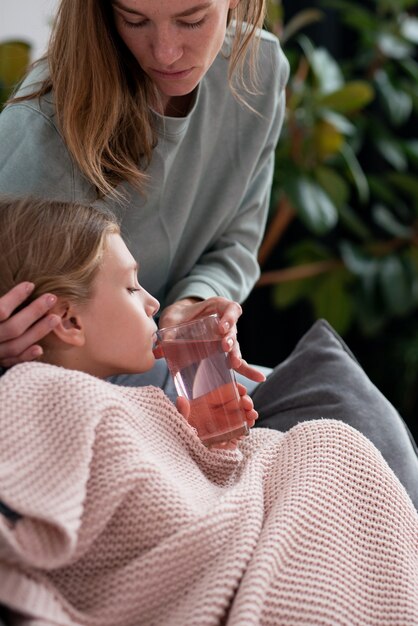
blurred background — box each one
[1,0,417,441]
[240,0,418,443]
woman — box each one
[0,0,287,373]
[0,0,417,507]
[0,196,417,626]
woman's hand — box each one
[0,283,60,368]
[176,382,258,450]
[156,296,266,383]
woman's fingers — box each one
[176,396,190,420]
[0,290,57,341]
[0,313,61,366]
[236,382,259,427]
[0,283,34,324]
[234,359,267,383]
[0,286,60,367]
[159,297,242,332]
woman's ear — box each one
[50,301,86,347]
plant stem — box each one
[258,196,296,267]
[257,259,342,287]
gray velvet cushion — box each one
[253,318,418,509]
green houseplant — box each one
[0,40,31,109]
[253,0,418,431]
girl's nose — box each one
[148,294,160,318]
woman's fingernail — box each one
[222,322,230,332]
[46,295,57,307]
[25,282,35,293]
[31,346,43,358]
[227,338,233,349]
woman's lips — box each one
[150,67,194,80]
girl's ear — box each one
[50,301,86,347]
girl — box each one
[0,1,417,514]
[0,195,418,626]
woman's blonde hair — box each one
[0,196,119,307]
[10,0,267,199]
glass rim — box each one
[157,312,219,334]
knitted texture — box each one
[0,362,417,626]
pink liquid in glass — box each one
[162,338,248,446]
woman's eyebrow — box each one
[112,1,212,18]
[112,1,142,16]
[174,2,213,18]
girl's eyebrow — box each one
[112,1,212,18]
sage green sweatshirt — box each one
[0,29,289,308]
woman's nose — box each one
[152,28,183,67]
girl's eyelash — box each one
[127,287,140,294]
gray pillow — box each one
[253,318,418,509]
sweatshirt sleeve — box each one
[0,102,94,202]
[165,38,290,305]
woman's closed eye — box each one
[182,18,206,29]
[121,17,207,30]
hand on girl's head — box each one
[0,283,60,368]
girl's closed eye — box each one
[127,287,141,294]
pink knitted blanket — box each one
[0,363,418,626]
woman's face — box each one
[112,0,237,113]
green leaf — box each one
[311,270,354,334]
[377,32,414,59]
[315,165,350,208]
[368,176,398,205]
[340,143,369,204]
[311,49,344,93]
[404,140,418,165]
[400,16,418,44]
[355,277,387,336]
[374,70,413,126]
[322,0,376,32]
[286,177,339,235]
[388,173,418,200]
[400,58,418,82]
[266,0,283,28]
[285,240,331,265]
[372,204,414,238]
[337,204,372,240]
[378,256,415,315]
[340,241,378,277]
[318,110,356,135]
[375,137,408,171]
[272,277,314,309]
[298,36,343,93]
[0,40,31,108]
[319,82,375,114]
[282,9,324,45]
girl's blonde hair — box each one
[0,196,119,306]
[10,0,267,199]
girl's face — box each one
[112,0,238,114]
[78,233,159,378]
